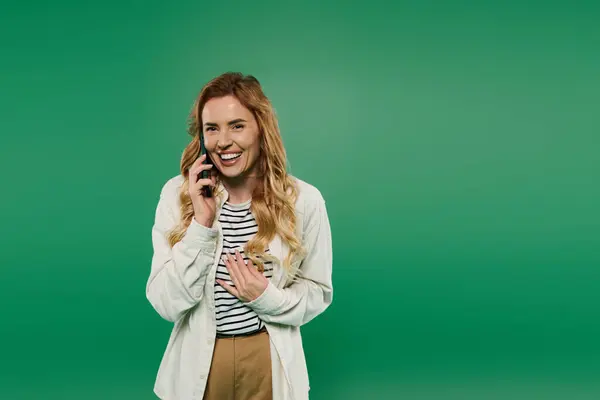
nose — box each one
[216,129,233,149]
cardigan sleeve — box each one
[245,189,333,327]
[145,178,219,322]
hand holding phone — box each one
[188,153,216,227]
[187,134,216,227]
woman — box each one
[146,72,333,400]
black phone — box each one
[198,133,213,198]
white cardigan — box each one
[146,174,334,400]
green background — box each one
[1,1,599,399]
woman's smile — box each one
[218,151,243,166]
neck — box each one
[222,175,259,204]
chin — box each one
[220,170,242,179]
[217,164,244,178]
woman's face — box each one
[201,95,261,181]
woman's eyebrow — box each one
[203,119,247,127]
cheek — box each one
[250,138,261,155]
[204,136,218,151]
[244,141,261,165]
[236,131,260,155]
[248,132,261,154]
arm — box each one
[245,193,333,327]
[145,179,218,322]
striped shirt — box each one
[214,199,273,335]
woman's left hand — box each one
[217,249,269,303]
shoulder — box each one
[157,174,185,207]
[166,173,186,191]
[292,175,324,200]
[290,175,327,218]
[156,173,326,216]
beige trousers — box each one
[203,328,273,400]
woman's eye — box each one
[205,127,216,132]
[233,124,244,130]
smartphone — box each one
[198,133,213,198]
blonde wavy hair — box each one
[166,72,304,280]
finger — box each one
[188,154,206,172]
[221,255,239,289]
[229,251,248,285]
[197,162,214,172]
[234,249,252,280]
[189,156,211,172]
[244,256,261,278]
[190,163,214,179]
[189,169,208,187]
[216,279,240,298]
[224,253,245,288]
[191,180,214,199]
[193,178,215,188]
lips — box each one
[219,152,242,161]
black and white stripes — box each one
[215,199,273,335]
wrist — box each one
[186,217,218,241]
[245,281,284,315]
[194,215,212,228]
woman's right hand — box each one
[188,154,217,228]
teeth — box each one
[220,153,241,160]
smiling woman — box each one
[145,72,334,400]
[202,97,261,181]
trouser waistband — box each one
[215,326,267,339]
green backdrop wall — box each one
[1,1,599,399]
